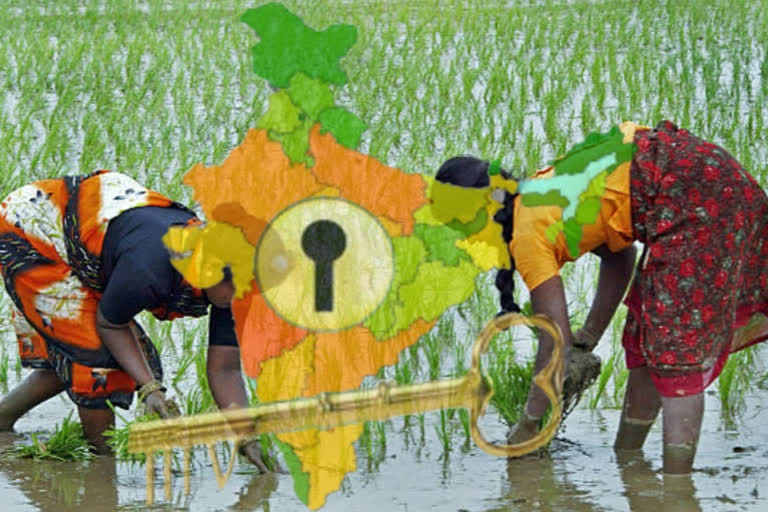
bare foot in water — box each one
[506,414,539,445]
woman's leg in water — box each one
[661,392,704,474]
[0,369,66,430]
[614,367,662,450]
[78,406,115,455]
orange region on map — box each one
[231,289,309,377]
[303,319,435,396]
[308,126,428,235]
[183,128,325,241]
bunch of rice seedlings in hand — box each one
[248,434,283,474]
[12,412,93,461]
[104,406,162,465]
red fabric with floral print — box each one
[623,121,768,397]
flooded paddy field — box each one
[1,369,767,511]
[1,0,768,510]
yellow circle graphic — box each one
[256,197,394,332]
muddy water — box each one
[1,364,767,512]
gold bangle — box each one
[137,380,166,403]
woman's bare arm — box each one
[576,244,637,349]
[525,275,573,417]
[509,245,637,441]
[96,305,155,387]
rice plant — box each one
[0,345,9,388]
[11,411,93,462]
[0,0,765,489]
[485,329,534,426]
[103,406,161,465]
[435,409,452,457]
[717,346,758,424]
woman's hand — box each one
[238,438,280,473]
[143,389,172,418]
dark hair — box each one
[222,266,233,283]
[436,156,521,314]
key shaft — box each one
[129,370,489,453]
[128,313,565,460]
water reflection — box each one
[0,432,278,512]
[0,451,118,512]
[616,451,702,512]
[227,472,278,512]
[485,449,598,512]
[481,442,703,512]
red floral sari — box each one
[623,121,768,397]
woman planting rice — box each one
[0,170,269,470]
[437,121,768,473]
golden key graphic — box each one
[129,312,564,503]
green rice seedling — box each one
[758,371,768,391]
[450,330,473,446]
[181,382,216,417]
[172,348,197,388]
[457,273,498,334]
[360,421,386,472]
[589,351,617,410]
[141,313,174,357]
[434,409,452,457]
[12,411,93,462]
[609,309,630,407]
[394,350,415,386]
[374,420,387,453]
[485,329,533,426]
[420,330,442,381]
[0,345,9,387]
[457,407,471,448]
[717,346,757,424]
[14,354,22,377]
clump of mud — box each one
[562,348,602,415]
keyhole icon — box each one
[301,220,347,311]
